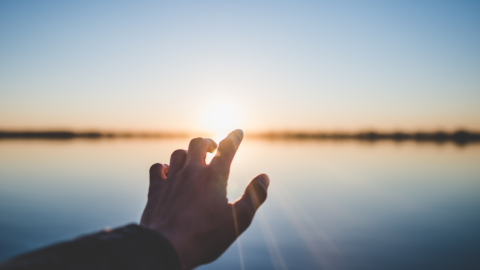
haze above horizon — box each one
[1,0,479,134]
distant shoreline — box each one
[251,130,480,145]
[0,131,189,140]
[1,130,479,145]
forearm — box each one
[0,224,181,270]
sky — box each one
[1,0,479,134]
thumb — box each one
[233,174,270,234]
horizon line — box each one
[1,129,479,145]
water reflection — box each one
[0,139,479,269]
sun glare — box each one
[205,103,239,135]
[204,102,240,164]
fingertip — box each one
[172,149,188,156]
[231,129,243,142]
[210,129,244,172]
[169,149,187,174]
[233,174,268,232]
[258,174,270,187]
[222,129,243,144]
[251,175,269,196]
[149,163,162,174]
[149,163,166,181]
[248,174,269,206]
[205,138,217,153]
[235,129,244,138]
[188,137,205,149]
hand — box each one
[140,129,270,270]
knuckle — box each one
[183,163,206,175]
[181,164,195,175]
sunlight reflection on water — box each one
[0,139,479,269]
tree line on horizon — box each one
[0,130,479,145]
[252,130,480,145]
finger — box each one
[149,163,167,182]
[210,129,243,175]
[147,163,168,200]
[233,174,270,233]
[186,137,217,165]
[168,149,187,175]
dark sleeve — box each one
[0,224,182,270]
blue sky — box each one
[1,0,479,133]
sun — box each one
[203,102,241,164]
[204,103,240,138]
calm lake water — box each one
[0,138,479,269]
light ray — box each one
[258,211,288,270]
[276,184,338,252]
[273,188,335,270]
[232,205,245,270]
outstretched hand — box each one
[140,129,270,270]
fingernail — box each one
[260,174,270,187]
[235,129,244,137]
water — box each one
[0,138,479,269]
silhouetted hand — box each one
[140,129,270,270]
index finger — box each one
[210,129,243,175]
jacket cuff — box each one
[84,224,182,270]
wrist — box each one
[142,224,197,270]
[139,224,188,270]
[161,230,197,270]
